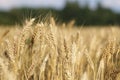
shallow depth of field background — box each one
[1,0,120,80]
[0,0,120,26]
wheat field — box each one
[0,18,120,80]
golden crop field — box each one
[0,18,120,80]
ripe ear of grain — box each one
[0,19,120,80]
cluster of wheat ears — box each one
[0,18,120,80]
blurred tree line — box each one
[0,1,120,26]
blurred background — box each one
[0,0,120,26]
